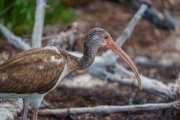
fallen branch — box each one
[134,56,165,68]
[117,4,147,47]
[32,0,47,48]
[103,4,147,61]
[38,100,180,116]
[105,63,178,99]
[0,23,31,50]
[70,52,178,99]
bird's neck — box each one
[77,44,98,70]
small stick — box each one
[38,100,180,116]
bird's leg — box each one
[22,98,30,120]
[29,94,45,120]
[32,108,39,120]
[22,106,28,120]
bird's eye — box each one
[104,35,108,39]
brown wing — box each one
[0,48,66,94]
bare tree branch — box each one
[117,4,147,47]
[32,0,47,48]
[38,100,180,116]
[69,52,178,99]
[103,5,147,61]
[104,63,177,99]
[0,23,31,50]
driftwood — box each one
[38,100,180,116]
[134,56,165,68]
[0,23,31,51]
[32,0,47,48]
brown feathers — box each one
[0,47,79,94]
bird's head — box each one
[84,28,142,89]
[84,28,111,48]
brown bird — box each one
[0,28,142,120]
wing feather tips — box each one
[0,47,71,94]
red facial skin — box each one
[104,34,142,89]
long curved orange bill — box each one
[106,40,142,89]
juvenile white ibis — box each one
[0,28,142,120]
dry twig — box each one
[38,100,180,116]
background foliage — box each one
[0,0,76,35]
